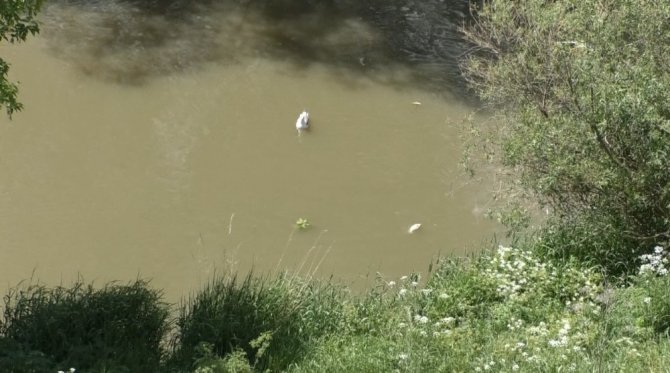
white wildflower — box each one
[548,339,563,348]
[508,318,523,331]
[639,246,669,276]
[414,315,429,324]
[644,297,652,304]
[440,317,455,325]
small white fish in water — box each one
[296,111,309,133]
[412,101,422,106]
[408,223,422,234]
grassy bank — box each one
[1,243,670,372]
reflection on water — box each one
[0,0,497,300]
[40,0,473,92]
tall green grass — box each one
[2,245,670,372]
[168,273,348,372]
[0,280,169,372]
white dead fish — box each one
[296,110,309,133]
[408,223,422,234]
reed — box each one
[169,272,348,372]
[0,280,169,372]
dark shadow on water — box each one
[41,0,476,101]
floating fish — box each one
[408,223,422,234]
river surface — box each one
[0,1,497,300]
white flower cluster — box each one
[435,316,456,327]
[474,360,496,371]
[484,246,549,299]
[639,246,669,276]
[391,274,422,297]
[502,317,589,370]
[484,246,601,305]
[388,274,459,338]
[527,321,549,336]
[474,358,520,372]
[507,317,524,331]
[407,313,457,338]
[548,319,571,348]
[414,314,429,324]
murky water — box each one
[0,1,496,299]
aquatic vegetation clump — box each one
[295,218,311,230]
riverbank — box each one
[2,243,669,372]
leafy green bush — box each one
[0,280,169,372]
[0,0,43,117]
[462,0,670,274]
[191,342,252,373]
[170,273,348,372]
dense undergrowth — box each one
[1,244,670,372]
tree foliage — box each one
[462,0,670,273]
[0,0,43,117]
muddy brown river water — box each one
[0,1,498,300]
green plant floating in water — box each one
[296,218,311,230]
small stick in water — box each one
[228,213,235,235]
